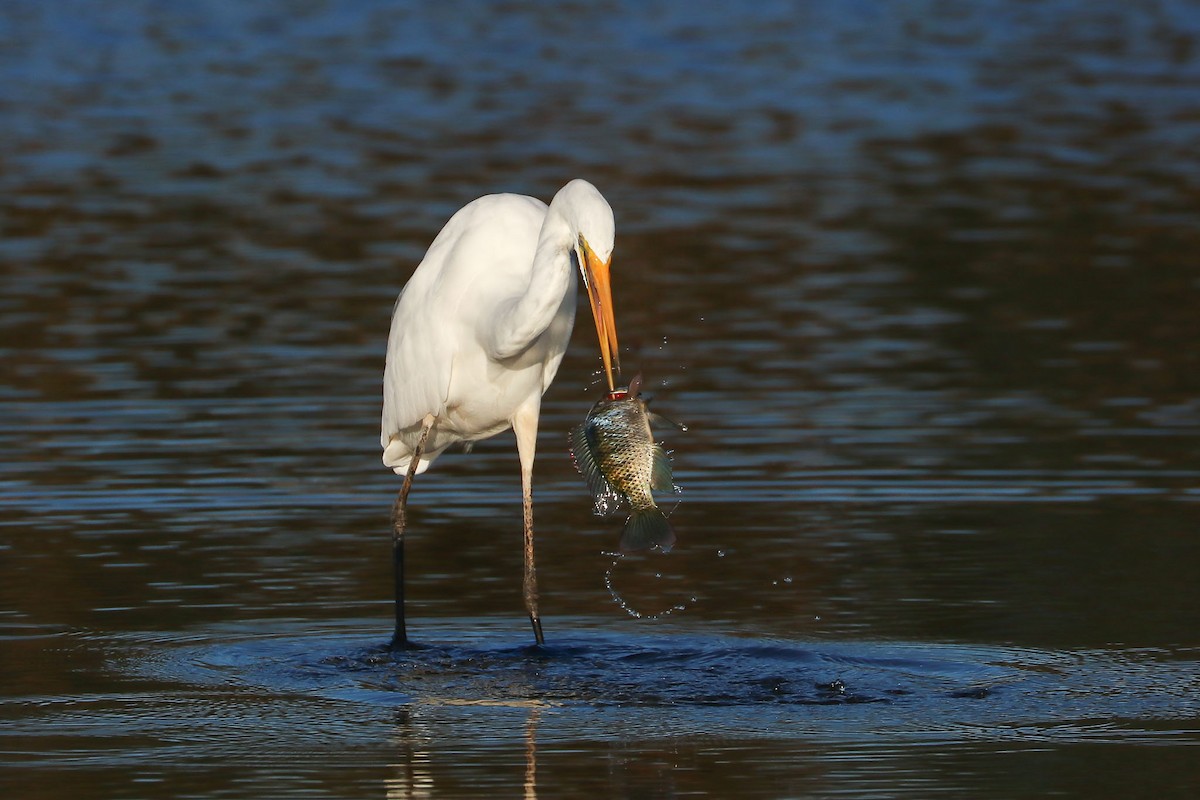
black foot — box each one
[389,632,425,652]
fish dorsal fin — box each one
[626,372,644,399]
[650,443,675,493]
[569,421,625,517]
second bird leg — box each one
[390,415,435,650]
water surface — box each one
[3,1,1200,797]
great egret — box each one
[381,179,621,649]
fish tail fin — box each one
[620,507,675,554]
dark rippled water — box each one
[3,1,1200,798]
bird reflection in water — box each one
[384,703,545,800]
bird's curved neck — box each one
[485,210,575,361]
[532,208,574,279]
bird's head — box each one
[556,179,620,392]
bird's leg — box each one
[390,415,435,650]
[522,467,545,646]
[513,407,545,646]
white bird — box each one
[381,179,621,648]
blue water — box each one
[3,1,1200,797]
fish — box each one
[569,374,680,553]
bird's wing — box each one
[380,286,456,461]
[381,194,549,447]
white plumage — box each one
[381,179,620,647]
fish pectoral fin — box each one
[650,444,675,493]
[649,410,688,432]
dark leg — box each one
[390,416,434,650]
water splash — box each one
[603,552,694,620]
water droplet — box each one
[783,576,793,584]
[716,549,726,558]
[605,553,694,621]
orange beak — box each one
[579,239,620,391]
